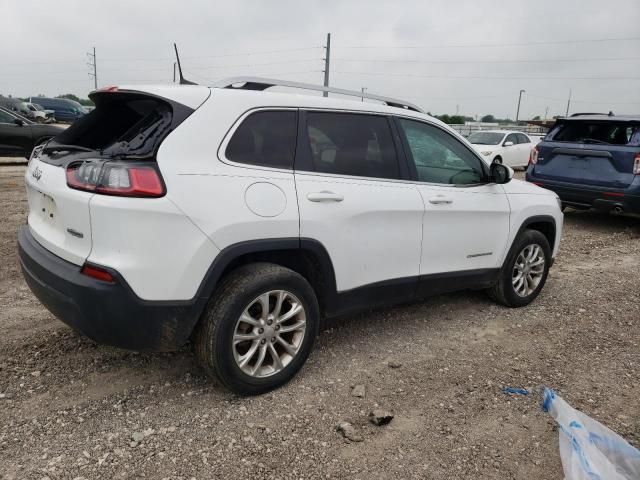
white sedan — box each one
[467,130,533,168]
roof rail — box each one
[569,112,608,117]
[210,76,424,113]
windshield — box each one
[468,132,505,145]
[551,121,638,145]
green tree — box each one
[57,93,94,107]
[532,115,541,121]
[448,115,465,124]
[481,114,495,123]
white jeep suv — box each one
[19,78,563,395]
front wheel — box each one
[488,229,551,307]
[194,263,319,395]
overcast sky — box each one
[2,0,639,119]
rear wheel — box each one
[488,229,551,307]
[194,263,319,395]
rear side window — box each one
[504,133,518,144]
[552,121,638,145]
[303,112,400,179]
[226,110,297,169]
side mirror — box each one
[490,162,514,184]
[503,141,514,147]
[13,118,25,126]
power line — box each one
[335,36,640,49]
[333,56,640,65]
[526,93,640,105]
[2,46,323,67]
[332,71,640,81]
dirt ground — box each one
[1,165,638,480]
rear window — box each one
[52,92,192,159]
[551,121,638,145]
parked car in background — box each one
[527,114,640,214]
[24,102,56,123]
[468,130,533,168]
[18,79,562,395]
[0,106,65,157]
[28,97,85,123]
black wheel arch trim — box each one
[512,215,557,264]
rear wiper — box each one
[582,138,610,145]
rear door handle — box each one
[307,191,344,202]
[428,195,453,205]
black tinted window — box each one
[398,119,485,185]
[552,121,637,145]
[304,112,399,179]
[516,133,530,144]
[0,111,14,123]
[226,111,297,169]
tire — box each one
[194,263,319,395]
[493,156,503,165]
[488,229,551,307]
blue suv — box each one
[526,114,640,214]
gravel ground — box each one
[1,166,638,479]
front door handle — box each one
[428,195,453,205]
[307,191,344,203]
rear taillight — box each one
[66,162,165,197]
[81,264,114,283]
[529,146,539,165]
[634,154,640,175]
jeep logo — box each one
[32,167,42,181]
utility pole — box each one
[323,33,331,97]
[87,47,97,90]
[545,106,549,121]
[565,89,572,117]
[173,62,177,83]
[515,89,525,123]
[456,104,459,116]
[361,87,367,101]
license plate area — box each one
[38,192,58,225]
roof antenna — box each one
[173,43,197,85]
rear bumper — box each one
[18,226,199,351]
[525,173,640,213]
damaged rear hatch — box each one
[25,87,202,266]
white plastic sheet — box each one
[543,388,640,480]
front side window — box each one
[0,111,14,123]
[516,133,531,144]
[303,112,400,179]
[398,118,485,185]
[226,110,297,169]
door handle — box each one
[428,195,453,205]
[307,191,344,202]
